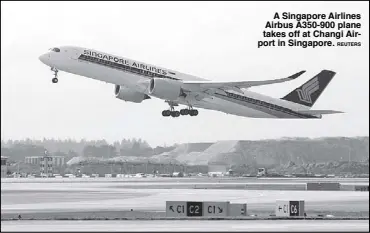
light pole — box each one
[348,147,351,164]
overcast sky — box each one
[1,1,369,147]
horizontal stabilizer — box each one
[296,110,344,115]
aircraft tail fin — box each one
[281,70,336,107]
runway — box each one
[1,220,368,232]
[1,178,368,217]
[1,177,369,231]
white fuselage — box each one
[39,46,314,119]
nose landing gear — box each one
[51,67,59,83]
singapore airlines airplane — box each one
[39,46,343,119]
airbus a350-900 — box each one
[39,46,343,119]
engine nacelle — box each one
[115,85,150,103]
[148,78,182,101]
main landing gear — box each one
[51,67,59,83]
[162,102,199,118]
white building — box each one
[208,162,229,177]
[25,156,65,167]
[51,156,66,167]
[40,156,53,177]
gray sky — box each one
[1,1,369,147]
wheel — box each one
[180,109,189,115]
[175,111,180,117]
[52,78,58,83]
[190,109,198,116]
[171,111,177,117]
[180,109,190,115]
[162,110,171,117]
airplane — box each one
[39,46,343,119]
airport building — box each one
[40,155,53,177]
[1,156,8,178]
[25,155,66,167]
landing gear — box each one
[189,109,199,116]
[162,110,181,117]
[180,105,198,116]
[51,67,59,83]
[179,108,198,116]
[180,109,189,115]
[162,103,180,118]
[162,102,198,117]
[162,110,171,117]
[171,111,181,117]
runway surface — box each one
[1,177,368,218]
[1,220,368,232]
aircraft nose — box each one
[39,53,49,65]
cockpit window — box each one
[50,47,60,52]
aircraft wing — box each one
[182,70,306,94]
[296,110,344,115]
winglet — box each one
[288,70,306,80]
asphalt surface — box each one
[1,177,368,219]
[1,220,368,232]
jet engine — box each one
[114,85,151,103]
[148,78,183,101]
